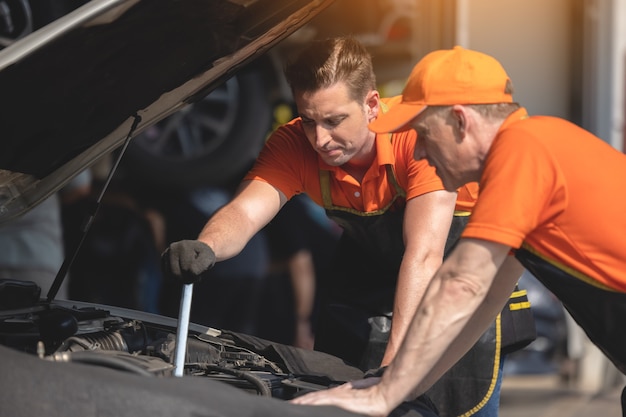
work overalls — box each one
[516,245,626,414]
[313,164,501,417]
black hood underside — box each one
[0,0,333,224]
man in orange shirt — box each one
[292,46,626,416]
[163,38,514,416]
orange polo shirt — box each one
[244,99,477,214]
[462,108,626,292]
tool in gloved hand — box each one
[173,282,193,377]
[161,240,216,376]
[161,240,216,284]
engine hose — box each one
[204,364,272,396]
[50,351,155,377]
[55,331,128,353]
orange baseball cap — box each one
[370,46,513,133]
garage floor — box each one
[500,374,623,417]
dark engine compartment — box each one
[0,279,362,401]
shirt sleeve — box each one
[243,120,314,200]
[462,127,565,248]
[393,130,445,200]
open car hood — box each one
[0,0,333,225]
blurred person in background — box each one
[61,165,163,313]
[264,193,342,349]
[0,169,92,300]
[159,185,270,335]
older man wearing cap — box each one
[292,46,626,416]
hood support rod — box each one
[46,115,142,303]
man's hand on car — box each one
[161,240,216,284]
[290,377,389,417]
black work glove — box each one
[161,240,216,284]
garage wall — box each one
[602,0,626,150]
[337,0,624,149]
[455,0,574,120]
[616,0,626,151]
[455,0,625,149]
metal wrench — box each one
[173,283,194,377]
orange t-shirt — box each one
[462,108,626,291]
[244,99,476,213]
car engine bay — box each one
[0,280,358,401]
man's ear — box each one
[451,105,468,138]
[366,90,381,121]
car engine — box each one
[0,282,349,400]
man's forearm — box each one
[381,257,440,366]
[196,180,285,261]
[414,255,523,392]
[380,268,488,405]
[382,191,456,366]
[378,240,513,408]
[197,203,257,261]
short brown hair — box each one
[284,37,376,102]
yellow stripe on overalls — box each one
[458,314,502,417]
[508,288,531,311]
[521,242,618,292]
[510,289,527,298]
[509,301,532,311]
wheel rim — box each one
[133,77,240,161]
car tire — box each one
[123,67,272,190]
